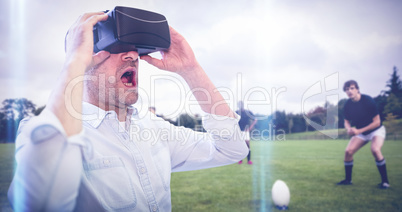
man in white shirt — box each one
[8,11,248,211]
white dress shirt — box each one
[8,102,248,211]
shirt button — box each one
[140,167,146,173]
[152,206,157,211]
[103,160,110,165]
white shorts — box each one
[356,126,386,141]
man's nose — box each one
[121,51,139,61]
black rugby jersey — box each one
[344,94,381,135]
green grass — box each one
[285,129,346,140]
[0,144,14,212]
[170,140,402,212]
[1,140,401,211]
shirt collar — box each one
[82,102,137,129]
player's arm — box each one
[249,119,258,131]
[344,119,351,129]
[140,26,235,118]
[354,114,381,135]
[47,12,110,136]
[142,26,248,169]
[344,119,353,135]
[8,112,86,211]
[8,13,110,211]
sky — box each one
[1,0,402,119]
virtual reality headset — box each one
[93,6,170,55]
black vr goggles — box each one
[93,6,171,55]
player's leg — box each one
[238,131,249,164]
[337,136,367,185]
[345,136,367,161]
[371,135,389,188]
[244,130,252,164]
[246,139,252,164]
[371,135,385,161]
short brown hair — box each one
[343,80,359,91]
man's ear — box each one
[91,51,110,69]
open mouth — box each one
[120,70,136,87]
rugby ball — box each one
[271,180,290,210]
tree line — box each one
[1,67,401,143]
[0,99,45,143]
[268,66,402,136]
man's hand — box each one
[48,12,110,136]
[140,26,199,76]
[65,12,110,70]
[140,26,235,118]
[347,127,359,136]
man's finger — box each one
[79,12,107,22]
[85,13,109,26]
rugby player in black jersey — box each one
[337,80,390,189]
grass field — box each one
[0,143,14,212]
[1,140,401,211]
[170,140,402,212]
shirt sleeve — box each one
[168,113,249,172]
[8,109,87,212]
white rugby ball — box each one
[271,180,290,208]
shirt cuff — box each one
[19,109,86,147]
